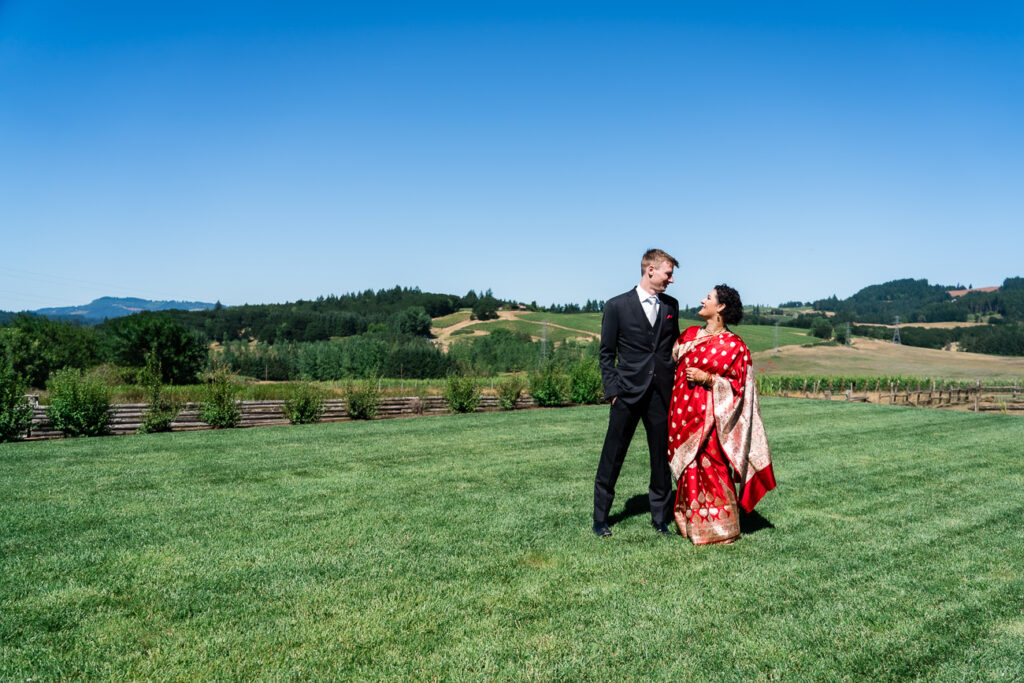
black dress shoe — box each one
[593,522,612,537]
[652,521,671,535]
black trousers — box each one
[593,385,673,525]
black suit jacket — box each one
[599,289,680,405]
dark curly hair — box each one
[714,284,743,326]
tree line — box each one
[852,322,1024,356]
[0,309,602,392]
[811,277,1024,324]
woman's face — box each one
[698,289,724,321]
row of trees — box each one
[0,313,207,388]
[853,323,1024,355]
[0,305,603,396]
[764,312,1024,355]
[0,300,447,389]
[216,328,597,381]
[1,285,610,383]
[220,337,454,381]
[120,287,603,344]
[154,286,533,344]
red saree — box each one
[668,326,776,544]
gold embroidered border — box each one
[712,368,773,498]
[684,513,740,545]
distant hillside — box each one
[812,277,1024,324]
[31,297,216,322]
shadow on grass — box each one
[740,509,774,535]
[603,495,775,535]
[607,493,650,526]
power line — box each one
[0,266,184,302]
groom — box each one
[593,248,680,537]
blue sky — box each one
[2,1,1022,312]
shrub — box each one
[495,375,527,410]
[392,306,433,337]
[834,325,850,345]
[101,313,206,384]
[471,295,500,321]
[45,368,112,437]
[444,373,481,414]
[0,363,33,442]
[345,379,382,420]
[530,364,570,407]
[0,314,102,388]
[199,365,241,428]
[811,317,834,340]
[138,354,181,434]
[568,358,603,405]
[283,382,326,425]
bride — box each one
[667,284,776,544]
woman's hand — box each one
[685,367,713,387]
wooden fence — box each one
[777,381,1024,412]
[18,379,1024,441]
[21,395,539,440]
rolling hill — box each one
[30,297,216,322]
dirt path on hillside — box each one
[856,321,987,329]
[432,310,599,349]
[432,310,519,349]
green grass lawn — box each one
[2,402,1023,680]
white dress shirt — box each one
[635,285,659,326]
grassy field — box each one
[516,312,603,335]
[2,401,1023,679]
[757,337,1024,381]
[430,310,473,329]
[463,313,810,353]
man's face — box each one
[647,260,674,294]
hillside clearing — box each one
[755,337,1024,380]
[433,310,811,354]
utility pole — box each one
[540,320,548,368]
[773,321,780,355]
[892,316,901,345]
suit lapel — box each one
[626,290,648,329]
[656,298,676,342]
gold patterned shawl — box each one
[669,330,774,510]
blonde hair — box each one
[641,248,679,274]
